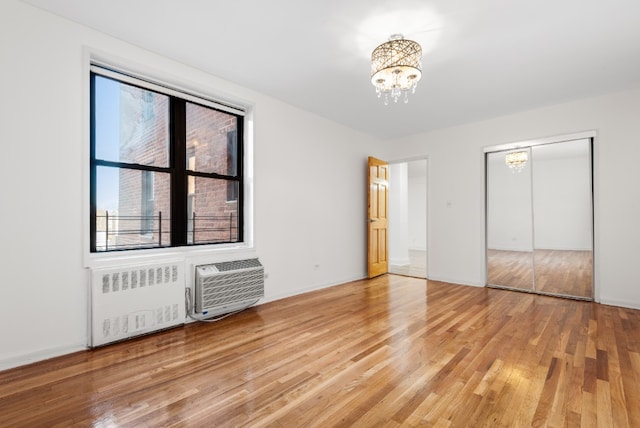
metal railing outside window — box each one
[96,211,238,251]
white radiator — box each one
[89,260,185,347]
[194,258,264,317]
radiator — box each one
[89,260,185,347]
[194,258,264,317]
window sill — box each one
[84,242,255,270]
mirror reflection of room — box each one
[487,147,534,291]
[486,138,593,299]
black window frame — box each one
[89,67,244,253]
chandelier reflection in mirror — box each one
[371,34,422,105]
[505,151,528,173]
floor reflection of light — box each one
[91,411,119,428]
[385,275,428,375]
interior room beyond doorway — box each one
[388,159,428,279]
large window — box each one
[90,66,244,252]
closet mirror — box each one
[486,148,534,291]
[486,138,593,299]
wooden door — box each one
[368,157,389,278]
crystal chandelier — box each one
[371,34,422,105]
[505,151,528,173]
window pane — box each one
[186,102,238,175]
[227,180,238,202]
[95,166,171,251]
[187,176,239,244]
[94,75,169,167]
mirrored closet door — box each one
[485,138,593,300]
[486,148,534,291]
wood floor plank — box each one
[0,275,639,427]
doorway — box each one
[388,159,428,279]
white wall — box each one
[389,163,410,265]
[381,86,640,309]
[389,160,427,263]
[408,163,427,251]
[0,1,380,369]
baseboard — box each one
[0,343,87,372]
[598,298,640,311]
[487,247,533,252]
[262,273,367,304]
[426,275,485,288]
[389,257,411,266]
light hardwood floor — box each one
[1,275,638,427]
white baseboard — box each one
[426,275,485,288]
[262,273,367,304]
[389,257,410,266]
[598,298,640,311]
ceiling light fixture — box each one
[371,34,422,105]
[505,151,528,173]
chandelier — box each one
[505,151,528,173]
[371,34,422,105]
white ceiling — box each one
[21,0,640,140]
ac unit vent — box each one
[195,258,264,316]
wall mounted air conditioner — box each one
[194,258,264,317]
